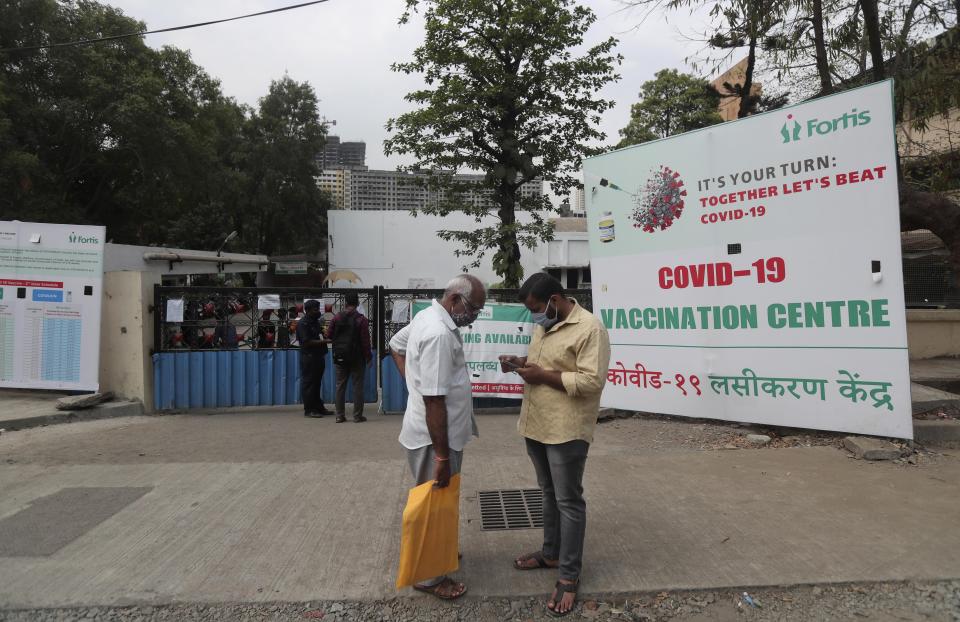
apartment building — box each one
[318,168,544,211]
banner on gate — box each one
[413,301,533,399]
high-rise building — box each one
[317,169,348,210]
[316,136,367,170]
[573,187,586,215]
[318,168,544,212]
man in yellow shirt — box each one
[500,273,610,618]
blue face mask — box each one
[531,298,559,330]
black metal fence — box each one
[153,287,378,353]
[153,285,595,355]
[902,230,957,307]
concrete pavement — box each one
[0,411,958,610]
[0,389,143,431]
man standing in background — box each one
[326,292,372,423]
[296,299,330,418]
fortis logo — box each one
[781,109,871,144]
[68,232,99,244]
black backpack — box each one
[332,312,361,365]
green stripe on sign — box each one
[412,300,532,323]
[490,303,532,323]
[412,300,431,317]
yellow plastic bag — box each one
[396,473,461,589]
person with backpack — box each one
[325,292,372,423]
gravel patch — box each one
[2,580,957,621]
[596,411,956,467]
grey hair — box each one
[444,274,485,299]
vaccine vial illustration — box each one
[599,211,615,243]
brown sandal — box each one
[514,550,558,570]
[547,579,580,617]
[413,577,467,600]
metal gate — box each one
[152,285,593,411]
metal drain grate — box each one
[478,488,543,531]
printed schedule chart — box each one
[40,310,82,383]
[0,307,13,382]
[0,221,105,391]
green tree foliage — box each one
[617,69,723,148]
[238,76,329,257]
[0,1,328,257]
[385,0,621,288]
[626,0,960,278]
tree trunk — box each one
[738,26,758,118]
[860,0,886,82]
[812,0,834,94]
[495,182,523,288]
[900,187,960,283]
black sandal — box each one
[514,550,557,570]
[546,579,579,618]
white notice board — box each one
[0,221,105,391]
[584,81,912,438]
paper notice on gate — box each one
[165,298,184,323]
[392,300,411,323]
[258,294,281,310]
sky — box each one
[105,0,726,171]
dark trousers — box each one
[334,360,365,417]
[525,438,590,581]
[300,353,326,414]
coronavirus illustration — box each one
[631,166,686,232]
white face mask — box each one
[531,298,559,329]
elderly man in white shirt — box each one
[389,274,486,601]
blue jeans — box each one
[525,438,589,581]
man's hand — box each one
[423,395,450,487]
[499,354,527,373]
[433,457,451,488]
[516,363,567,391]
[516,363,547,384]
[391,349,406,378]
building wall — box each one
[317,169,346,209]
[906,309,960,359]
[329,210,586,288]
[316,135,367,170]
[99,270,160,411]
[711,58,762,122]
[897,107,960,160]
[321,169,544,212]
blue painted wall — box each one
[153,350,377,411]
[154,350,521,412]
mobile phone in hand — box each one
[502,359,520,370]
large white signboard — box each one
[584,81,912,438]
[413,301,533,398]
[0,221,105,391]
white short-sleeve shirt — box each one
[392,300,477,451]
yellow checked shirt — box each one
[518,301,611,445]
